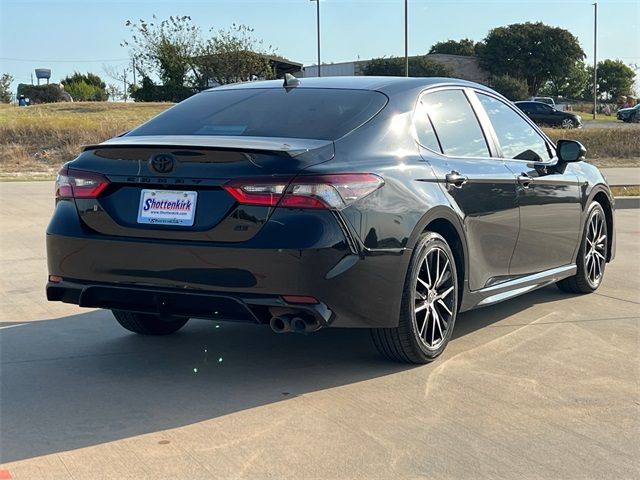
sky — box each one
[1,0,639,93]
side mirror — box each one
[557,139,586,163]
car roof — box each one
[207,76,491,95]
[515,101,548,105]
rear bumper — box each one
[47,279,334,326]
[46,203,409,328]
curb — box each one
[614,196,640,209]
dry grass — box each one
[610,186,640,197]
[543,127,640,167]
[1,103,639,179]
[0,102,172,179]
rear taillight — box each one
[56,166,110,199]
[223,174,383,210]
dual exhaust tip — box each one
[270,314,320,334]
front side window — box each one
[421,90,490,158]
[477,94,551,162]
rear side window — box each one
[128,88,388,141]
[413,100,441,152]
[421,90,490,158]
[478,94,551,162]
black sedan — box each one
[617,103,640,122]
[515,101,582,128]
[47,77,615,363]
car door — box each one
[416,88,520,291]
[473,91,583,275]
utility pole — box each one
[123,68,128,103]
[132,57,137,88]
[404,0,409,77]
[593,2,598,120]
[310,0,321,77]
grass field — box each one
[542,127,640,166]
[0,102,172,179]
[0,102,638,180]
[574,111,618,122]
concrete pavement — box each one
[601,168,640,187]
[1,181,639,479]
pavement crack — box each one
[593,292,640,305]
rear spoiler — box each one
[84,135,333,158]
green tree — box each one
[428,39,481,56]
[61,72,108,101]
[123,15,201,88]
[480,22,585,96]
[490,75,529,100]
[193,24,275,86]
[362,56,454,77]
[541,61,589,99]
[596,59,636,99]
[0,73,14,103]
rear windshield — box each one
[127,88,388,141]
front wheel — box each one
[371,232,458,364]
[112,310,189,335]
[557,201,608,293]
[561,118,575,129]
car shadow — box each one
[0,285,574,463]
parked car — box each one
[616,103,640,123]
[528,96,555,106]
[46,76,615,364]
[515,101,582,128]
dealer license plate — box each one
[137,190,198,226]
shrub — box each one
[130,76,196,102]
[60,72,108,101]
[362,55,454,77]
[64,81,107,101]
[489,75,529,101]
[16,84,65,104]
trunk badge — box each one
[149,153,176,174]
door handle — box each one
[445,171,468,188]
[517,174,534,188]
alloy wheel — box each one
[413,247,455,350]
[585,209,607,288]
[561,118,575,129]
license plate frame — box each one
[137,189,198,227]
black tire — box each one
[112,310,189,335]
[371,232,458,364]
[556,201,608,294]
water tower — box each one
[35,68,51,85]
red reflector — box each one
[49,275,63,283]
[279,195,326,209]
[282,295,319,305]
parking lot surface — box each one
[1,181,639,479]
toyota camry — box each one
[46,76,615,363]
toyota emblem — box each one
[149,153,176,174]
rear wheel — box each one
[557,201,608,293]
[371,232,458,364]
[112,310,189,335]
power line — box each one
[0,57,129,63]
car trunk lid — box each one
[68,136,334,242]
